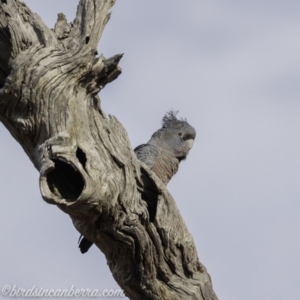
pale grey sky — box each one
[0,1,299,299]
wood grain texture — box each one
[0,1,219,299]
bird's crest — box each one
[162,110,187,129]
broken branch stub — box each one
[0,1,218,299]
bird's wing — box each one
[134,143,159,170]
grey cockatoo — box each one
[79,110,196,253]
[134,110,196,185]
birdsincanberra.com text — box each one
[1,285,125,298]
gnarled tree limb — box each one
[0,1,218,299]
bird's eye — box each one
[178,132,182,137]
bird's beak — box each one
[186,139,194,150]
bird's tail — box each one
[78,235,93,254]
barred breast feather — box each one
[134,144,179,185]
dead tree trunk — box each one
[0,1,218,299]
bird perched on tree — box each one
[79,110,196,253]
[134,110,196,185]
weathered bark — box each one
[0,1,218,299]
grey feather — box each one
[134,143,159,170]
